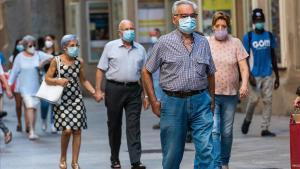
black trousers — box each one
[105,81,142,164]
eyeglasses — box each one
[121,28,135,31]
[174,13,198,18]
[68,44,80,47]
[28,45,36,48]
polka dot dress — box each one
[53,58,87,131]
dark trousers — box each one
[105,81,142,164]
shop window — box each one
[201,0,236,36]
[270,0,284,67]
[0,4,3,30]
[86,1,111,63]
[296,1,300,70]
[138,0,166,44]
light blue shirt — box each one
[8,51,53,96]
[97,39,147,82]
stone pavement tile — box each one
[0,97,291,169]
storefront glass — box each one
[86,1,111,63]
[202,0,235,36]
[137,0,166,44]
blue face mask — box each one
[255,22,265,30]
[67,47,79,58]
[16,44,24,52]
[122,30,135,42]
[178,17,197,34]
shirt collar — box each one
[117,39,137,49]
[174,29,195,42]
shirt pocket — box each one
[194,58,209,78]
[163,56,183,76]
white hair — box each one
[22,35,36,48]
[61,34,79,48]
[172,0,197,15]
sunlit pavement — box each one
[0,97,290,169]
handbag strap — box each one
[55,56,61,78]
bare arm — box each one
[94,68,105,102]
[45,56,68,87]
[0,75,12,98]
[271,49,280,89]
[79,59,96,96]
[140,78,150,110]
[238,59,249,98]
[142,67,160,117]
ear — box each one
[118,31,122,38]
[172,15,177,26]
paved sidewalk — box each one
[0,97,291,169]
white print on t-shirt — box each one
[252,39,271,49]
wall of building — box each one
[2,0,64,59]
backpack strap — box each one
[247,31,252,54]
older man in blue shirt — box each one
[142,1,215,169]
[95,20,147,169]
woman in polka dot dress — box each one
[45,34,96,169]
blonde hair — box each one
[212,11,230,27]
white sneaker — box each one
[51,123,57,134]
[28,132,39,140]
[42,120,47,132]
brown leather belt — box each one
[163,89,205,98]
[107,80,139,86]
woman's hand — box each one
[94,90,105,102]
[56,78,69,87]
[239,85,248,99]
[294,96,300,108]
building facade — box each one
[0,0,299,115]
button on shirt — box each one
[97,39,147,82]
[145,30,216,91]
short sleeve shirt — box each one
[243,31,276,77]
[145,30,216,91]
[97,39,147,82]
[208,36,248,95]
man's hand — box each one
[94,90,105,102]
[249,75,256,87]
[151,101,161,117]
[274,77,280,90]
[143,97,150,110]
[239,84,248,99]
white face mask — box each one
[27,46,36,54]
[45,40,54,48]
[150,36,158,44]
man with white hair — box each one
[142,1,215,168]
[95,20,148,169]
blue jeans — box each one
[212,95,238,167]
[153,79,163,101]
[40,100,54,124]
[160,90,214,169]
